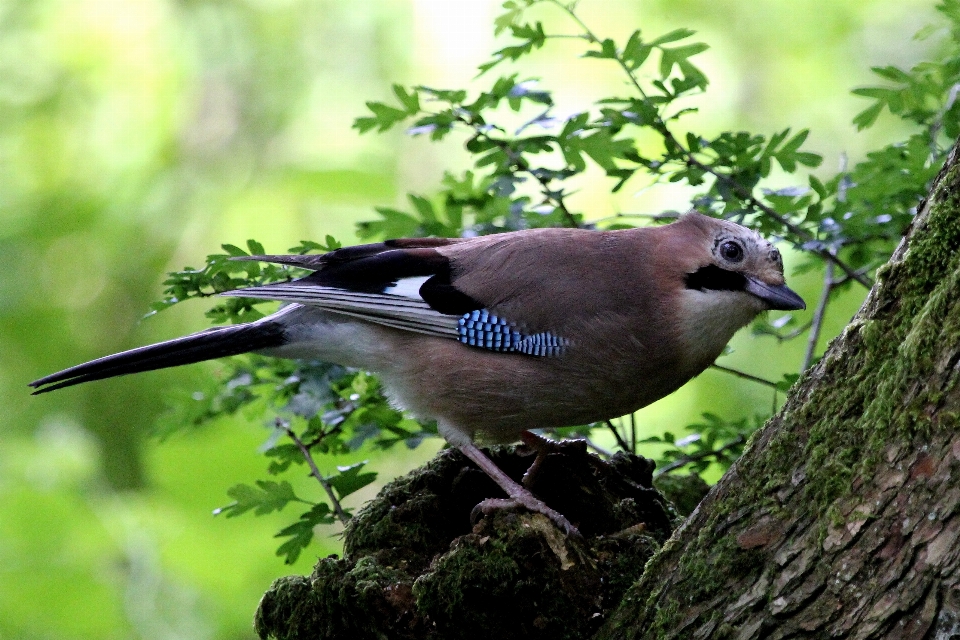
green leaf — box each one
[676,59,708,92]
[808,174,828,199]
[221,243,249,257]
[870,65,911,83]
[275,503,335,564]
[392,84,420,113]
[417,86,468,104]
[357,207,421,240]
[853,101,884,130]
[650,28,696,46]
[493,0,528,35]
[851,86,896,100]
[795,152,823,168]
[479,22,546,74]
[583,38,618,60]
[409,194,437,222]
[776,373,801,392]
[354,100,410,134]
[780,129,809,154]
[659,42,709,79]
[328,461,377,499]
[265,444,303,475]
[622,30,652,70]
[577,129,637,173]
[216,480,300,518]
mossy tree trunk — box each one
[597,142,960,638]
[255,144,960,640]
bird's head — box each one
[677,212,805,312]
[656,212,805,374]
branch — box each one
[549,0,873,289]
[582,436,613,458]
[802,259,835,371]
[284,425,350,525]
[710,364,779,389]
[605,419,632,452]
[459,117,582,228]
[754,320,813,343]
[653,435,746,477]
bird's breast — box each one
[376,313,692,442]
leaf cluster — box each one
[150,0,960,559]
[149,237,341,324]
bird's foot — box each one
[458,441,581,537]
[471,494,581,538]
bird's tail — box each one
[29,319,286,395]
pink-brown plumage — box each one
[30,212,804,535]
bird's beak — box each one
[744,277,806,311]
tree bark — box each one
[254,141,960,640]
[597,140,960,639]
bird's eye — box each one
[719,241,744,263]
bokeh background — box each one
[1,0,937,638]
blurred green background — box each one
[1,0,935,638]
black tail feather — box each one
[29,321,287,394]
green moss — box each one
[256,446,675,640]
[747,162,960,520]
[254,557,414,640]
[653,474,710,516]
[414,512,593,640]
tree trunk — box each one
[254,142,960,640]
[597,140,960,639]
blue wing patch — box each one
[457,309,568,357]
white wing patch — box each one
[382,275,431,299]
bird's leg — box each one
[458,442,581,537]
[519,430,587,488]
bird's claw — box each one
[471,496,582,538]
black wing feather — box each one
[240,243,483,315]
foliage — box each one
[152,0,960,562]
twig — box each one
[284,424,350,525]
[930,83,960,153]
[654,435,746,477]
[710,364,779,389]
[548,0,873,289]
[802,258,834,371]
[603,211,681,222]
[605,419,631,451]
[629,412,638,454]
[467,123,582,228]
[754,320,813,343]
[711,363,781,414]
[305,421,345,449]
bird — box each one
[30,212,804,535]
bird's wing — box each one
[223,284,461,338]
[233,237,469,271]
[226,239,569,355]
[433,226,636,335]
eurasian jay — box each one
[30,212,804,535]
